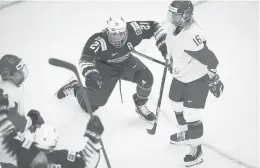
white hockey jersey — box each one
[165,21,208,83]
[0,79,25,116]
[0,79,31,165]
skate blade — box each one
[185,153,204,167]
[137,115,154,125]
[185,158,203,167]
[170,140,189,146]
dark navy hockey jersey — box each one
[79,20,164,71]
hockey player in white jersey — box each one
[0,91,104,168]
[0,54,28,118]
[161,0,224,167]
[0,54,45,167]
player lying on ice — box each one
[0,90,104,168]
[55,16,167,124]
[0,54,45,168]
[162,0,224,167]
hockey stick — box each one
[132,50,166,66]
[147,59,168,135]
[48,58,112,168]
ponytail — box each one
[30,151,48,168]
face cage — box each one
[168,11,190,26]
[107,30,128,48]
[2,65,28,87]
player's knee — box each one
[134,68,154,88]
[184,107,203,140]
[76,89,99,113]
[170,101,184,113]
[183,107,202,122]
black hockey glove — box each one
[156,34,167,59]
[83,67,103,91]
[85,115,104,143]
[0,89,9,114]
[208,69,224,98]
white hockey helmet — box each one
[106,16,128,48]
[34,124,58,150]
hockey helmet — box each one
[34,124,59,151]
[0,54,28,87]
[167,0,194,26]
[106,16,128,48]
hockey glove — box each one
[85,115,104,143]
[208,69,224,98]
[83,67,103,91]
[156,34,167,59]
[0,89,9,114]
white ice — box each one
[0,1,258,168]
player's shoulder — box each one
[85,30,108,52]
[185,21,206,51]
[127,21,152,35]
[87,31,107,44]
[127,21,141,35]
[187,21,206,41]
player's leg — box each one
[56,61,119,113]
[182,75,209,167]
[168,78,189,144]
[120,56,155,123]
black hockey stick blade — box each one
[49,58,77,73]
[147,122,157,135]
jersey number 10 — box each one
[193,35,202,46]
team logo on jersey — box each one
[173,67,180,74]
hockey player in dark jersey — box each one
[56,16,167,123]
[0,90,104,168]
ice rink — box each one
[0,1,258,168]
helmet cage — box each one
[106,16,128,48]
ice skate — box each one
[55,77,79,99]
[184,145,203,167]
[133,93,155,124]
[170,131,189,145]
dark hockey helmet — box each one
[0,54,28,87]
[167,0,194,26]
[106,16,128,48]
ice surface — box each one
[0,1,258,168]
